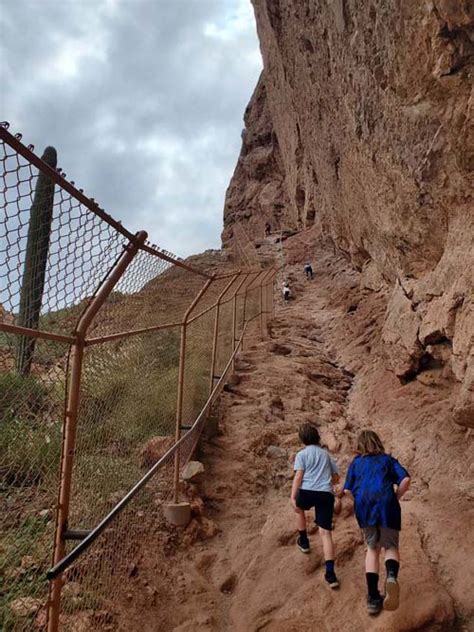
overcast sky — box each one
[0,0,262,257]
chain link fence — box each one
[0,123,276,631]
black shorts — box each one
[296,489,335,531]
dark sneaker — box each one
[324,571,339,589]
[367,595,383,615]
[384,574,400,611]
[296,536,310,553]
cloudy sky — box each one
[0,0,262,257]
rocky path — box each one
[156,249,459,632]
[114,238,472,632]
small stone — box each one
[182,460,205,482]
[266,445,287,459]
[20,555,38,570]
[10,597,42,618]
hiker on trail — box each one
[265,222,271,237]
[291,423,340,589]
[282,281,291,301]
[304,263,313,279]
[343,430,411,615]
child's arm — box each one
[291,470,304,512]
[343,459,355,497]
[396,476,410,500]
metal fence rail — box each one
[0,123,276,631]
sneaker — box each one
[324,571,340,589]
[296,535,310,553]
[384,574,400,611]
[367,595,383,615]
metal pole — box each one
[231,272,250,372]
[272,270,277,319]
[47,231,147,632]
[209,273,240,395]
[258,269,274,339]
[173,277,214,503]
[242,270,266,348]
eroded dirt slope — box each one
[117,236,473,632]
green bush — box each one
[0,415,62,486]
[0,372,49,420]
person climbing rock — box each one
[291,423,340,589]
[304,263,313,279]
[343,430,411,615]
[282,281,291,301]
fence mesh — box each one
[1,124,275,632]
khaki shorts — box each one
[363,526,399,550]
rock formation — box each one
[223,0,473,425]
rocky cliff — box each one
[223,0,473,425]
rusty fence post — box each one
[259,269,274,339]
[173,277,214,504]
[231,272,250,372]
[47,231,147,632]
[209,272,241,395]
[241,271,260,351]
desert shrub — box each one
[0,513,52,631]
[0,372,49,420]
[0,415,62,486]
[78,329,181,457]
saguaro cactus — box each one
[16,146,57,376]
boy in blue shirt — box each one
[344,430,410,615]
[291,423,340,588]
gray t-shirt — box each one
[294,445,338,493]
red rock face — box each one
[223,1,473,423]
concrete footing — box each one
[163,502,191,526]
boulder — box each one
[266,445,287,459]
[182,460,205,482]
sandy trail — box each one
[116,238,471,632]
[149,242,459,632]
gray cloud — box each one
[0,0,261,256]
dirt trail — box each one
[118,236,471,632]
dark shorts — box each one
[363,526,399,550]
[296,489,335,531]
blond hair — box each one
[357,430,385,456]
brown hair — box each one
[357,430,385,455]
[298,423,320,446]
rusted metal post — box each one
[241,271,260,351]
[47,231,147,632]
[270,270,276,320]
[173,277,214,503]
[209,273,240,394]
[258,269,274,338]
[243,270,267,347]
[231,272,250,372]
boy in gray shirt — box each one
[291,423,340,588]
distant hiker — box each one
[265,222,271,237]
[304,263,313,279]
[291,423,340,589]
[282,281,291,302]
[343,430,411,615]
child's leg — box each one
[295,508,310,552]
[365,545,381,573]
[381,530,401,611]
[319,527,335,561]
[314,493,339,587]
[295,508,306,531]
[363,528,383,613]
